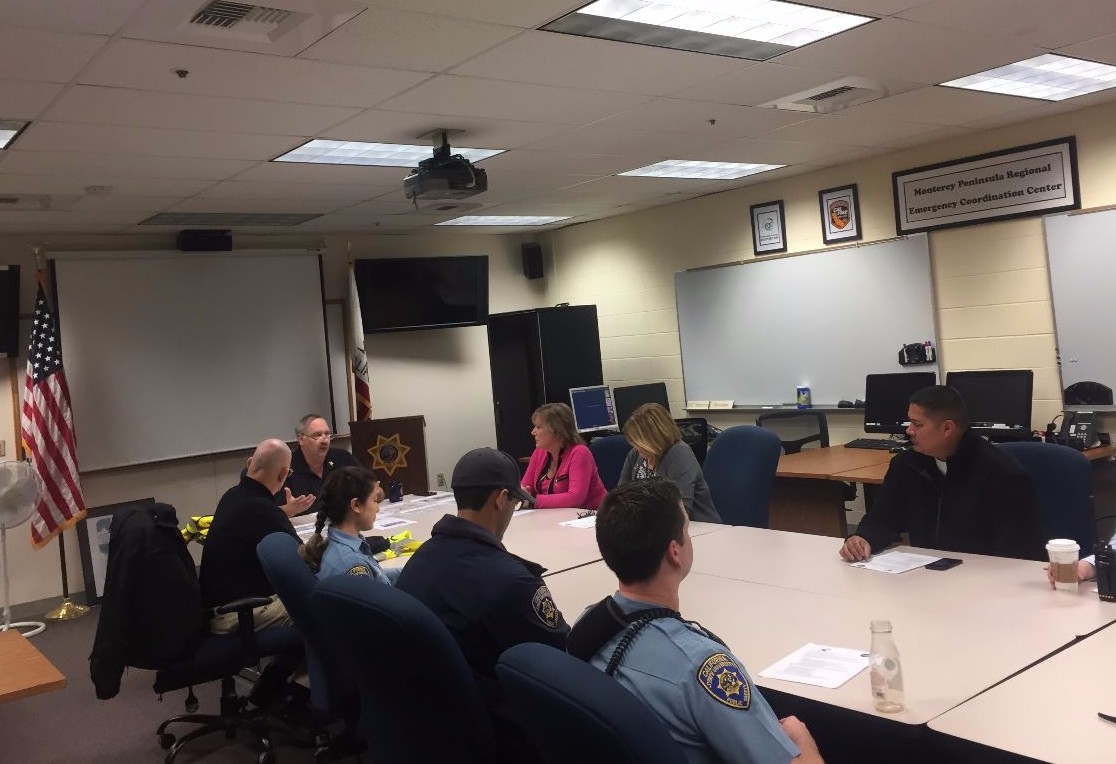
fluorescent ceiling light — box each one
[0,119,29,149]
[274,139,505,166]
[543,1,872,61]
[940,54,1116,101]
[436,215,571,226]
[619,160,784,179]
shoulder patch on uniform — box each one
[531,585,561,628]
[346,564,371,576]
[697,653,751,710]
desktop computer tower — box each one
[487,305,604,459]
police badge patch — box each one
[531,585,560,628]
[697,653,751,710]
[346,564,370,576]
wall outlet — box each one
[436,473,447,489]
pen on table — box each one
[1098,711,1116,724]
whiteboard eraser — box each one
[709,400,735,409]
[687,400,711,409]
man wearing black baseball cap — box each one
[395,447,568,763]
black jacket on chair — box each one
[89,503,203,699]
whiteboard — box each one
[54,252,332,470]
[675,235,938,406]
[1044,210,1116,397]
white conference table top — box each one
[546,527,1116,727]
[929,621,1116,761]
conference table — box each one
[0,630,66,704]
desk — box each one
[0,630,66,704]
[771,448,891,537]
[929,621,1116,761]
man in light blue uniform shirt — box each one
[568,477,825,764]
[317,525,401,584]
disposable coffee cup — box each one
[1046,539,1080,591]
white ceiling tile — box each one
[519,125,726,158]
[669,62,872,107]
[838,86,1038,126]
[762,113,942,146]
[294,213,446,231]
[196,180,381,201]
[591,98,813,138]
[69,195,185,212]
[775,17,1041,85]
[300,7,521,73]
[1059,32,1116,67]
[229,161,407,187]
[564,175,726,202]
[17,122,304,161]
[682,138,862,165]
[167,197,355,215]
[0,0,148,35]
[0,27,107,83]
[0,80,64,120]
[476,150,636,177]
[43,86,362,135]
[0,173,217,197]
[897,0,1116,50]
[817,0,933,14]
[880,124,977,150]
[323,110,569,149]
[451,31,746,96]
[80,39,432,108]
[0,211,150,228]
[374,0,584,28]
[0,151,255,180]
[376,75,651,125]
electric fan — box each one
[0,460,47,637]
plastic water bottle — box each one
[869,620,905,713]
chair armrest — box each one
[213,596,273,615]
[214,596,272,665]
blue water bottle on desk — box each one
[796,386,812,409]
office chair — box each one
[256,533,364,762]
[312,576,498,764]
[589,434,632,490]
[1064,381,1114,406]
[90,503,303,764]
[496,642,688,764]
[702,425,782,527]
[997,442,1095,551]
[755,410,830,454]
[674,417,710,465]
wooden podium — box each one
[350,415,429,494]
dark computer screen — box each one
[353,256,488,333]
[945,370,1033,429]
[864,372,938,434]
[613,382,669,427]
[569,385,618,433]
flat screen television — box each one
[864,372,937,434]
[0,264,17,357]
[353,256,488,333]
[945,369,1034,431]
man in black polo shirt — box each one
[395,447,569,763]
[200,438,301,633]
[280,413,360,517]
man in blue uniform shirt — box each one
[568,477,825,764]
[395,447,567,764]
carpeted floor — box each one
[0,608,343,763]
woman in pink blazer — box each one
[521,403,607,510]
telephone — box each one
[1051,410,1098,450]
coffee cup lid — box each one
[1046,538,1080,552]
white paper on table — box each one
[849,550,940,574]
[560,515,597,528]
[512,509,536,518]
[759,643,869,689]
[399,494,457,513]
[373,516,417,531]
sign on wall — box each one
[892,137,1079,235]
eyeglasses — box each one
[576,510,596,520]
[303,432,332,441]
[286,467,294,479]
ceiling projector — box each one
[404,132,488,201]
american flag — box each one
[348,263,371,420]
[20,281,86,549]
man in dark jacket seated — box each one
[839,385,1045,562]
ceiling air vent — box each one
[190,1,300,35]
[761,78,888,114]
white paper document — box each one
[759,643,869,689]
[560,515,597,528]
[849,550,940,574]
[373,516,417,531]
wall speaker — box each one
[522,242,544,280]
[176,229,232,252]
[0,264,20,358]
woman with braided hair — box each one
[299,466,399,583]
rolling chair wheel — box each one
[258,751,276,764]
[158,733,176,750]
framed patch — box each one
[346,564,371,576]
[531,585,561,628]
[697,653,751,710]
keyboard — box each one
[845,438,905,450]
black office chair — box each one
[674,417,710,465]
[998,442,1095,551]
[312,576,499,764]
[755,410,830,454]
[1064,381,1114,406]
[589,434,632,490]
[90,503,304,764]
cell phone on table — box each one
[925,557,963,571]
[415,490,437,497]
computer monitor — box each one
[613,382,670,427]
[945,370,1033,431]
[864,372,938,434]
[569,385,619,433]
